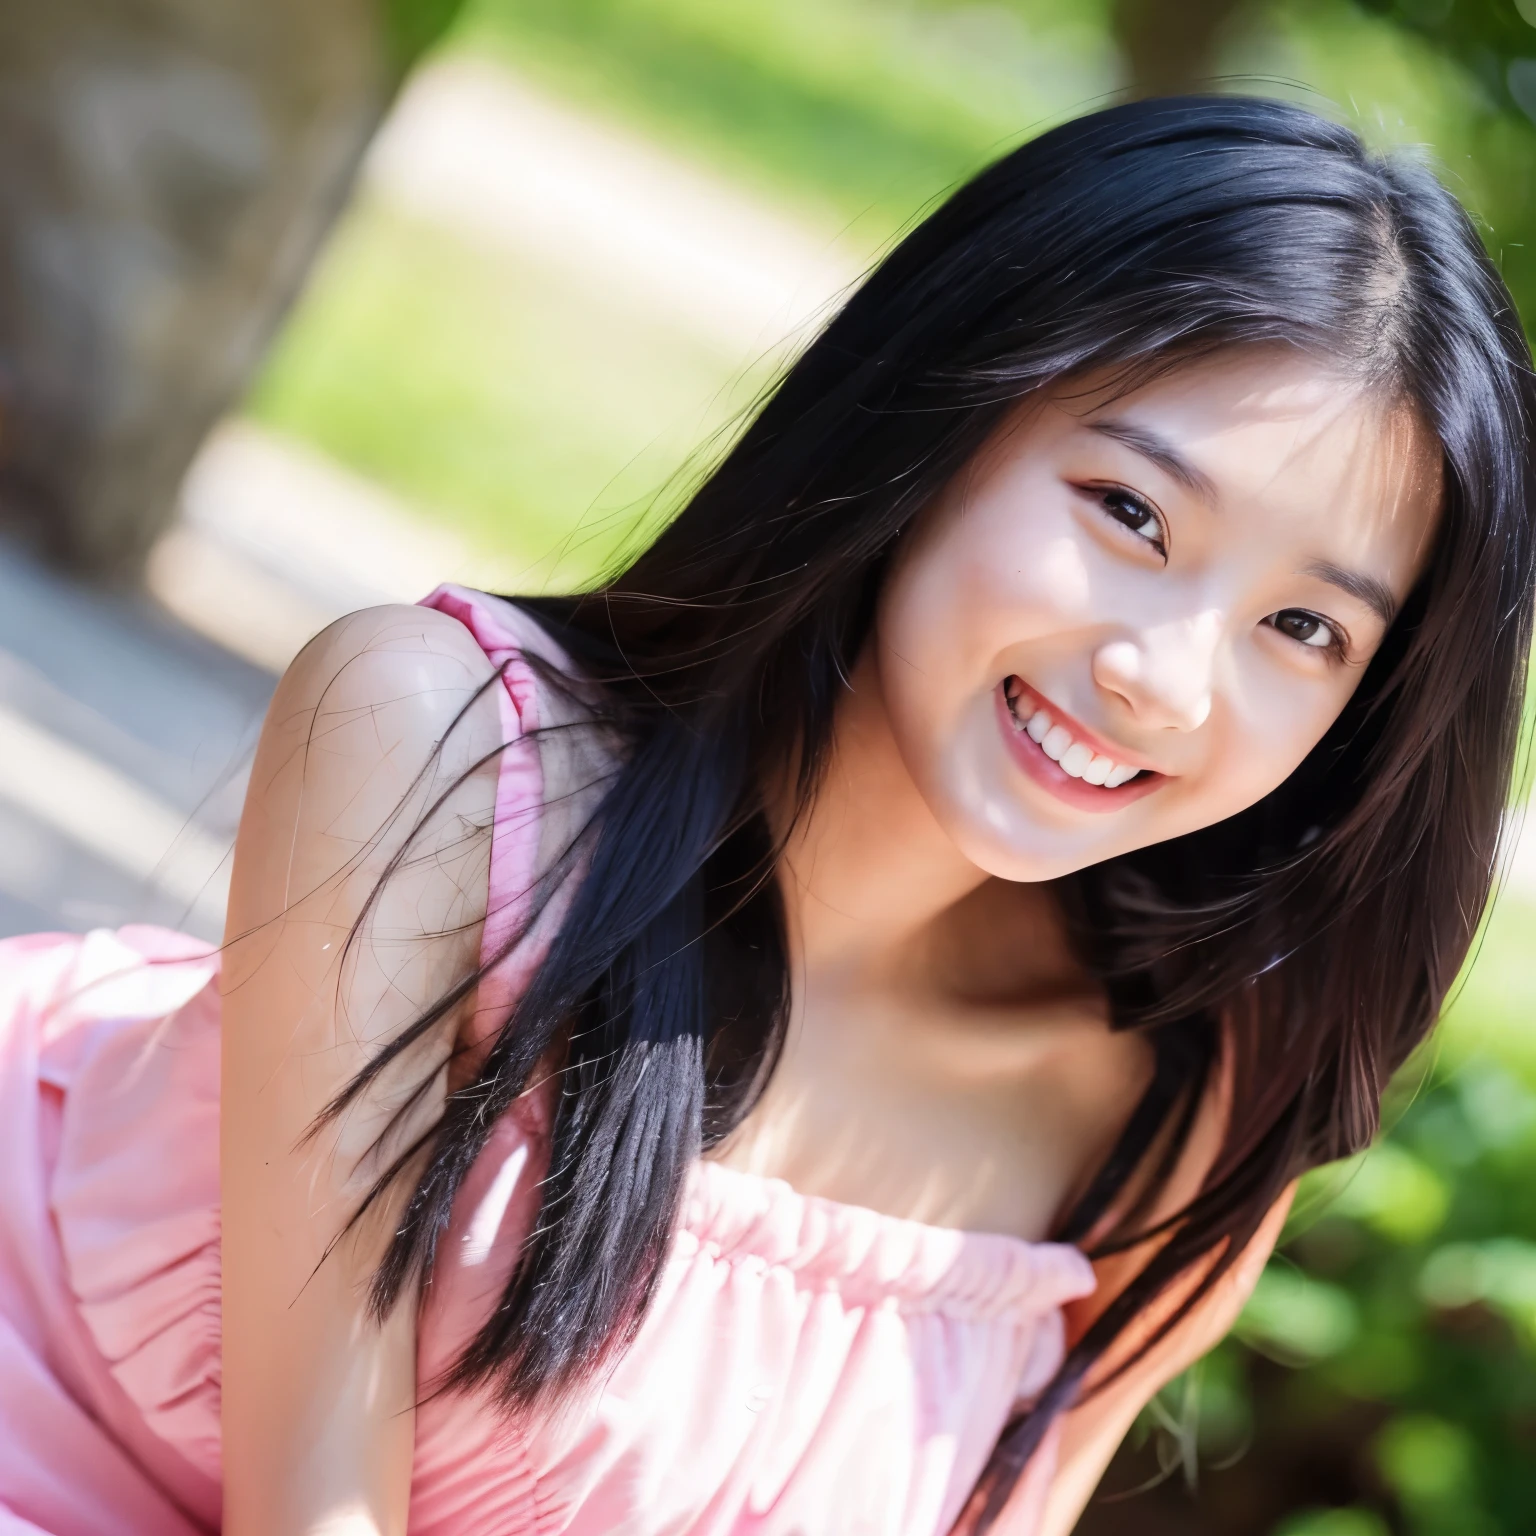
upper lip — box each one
[1008,680,1164,776]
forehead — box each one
[1052,350,1443,568]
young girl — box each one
[2,97,1533,1536]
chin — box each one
[939,798,1123,884]
[925,740,1124,882]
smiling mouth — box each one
[1001,677,1152,791]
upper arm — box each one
[220,603,506,1536]
[1035,1189,1292,1536]
[1032,1051,1294,1536]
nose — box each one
[1091,611,1222,733]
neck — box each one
[730,653,1137,1237]
[777,650,989,991]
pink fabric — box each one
[0,586,1094,1535]
[418,586,551,1031]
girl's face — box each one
[876,349,1443,882]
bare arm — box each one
[1036,1189,1292,1536]
[1031,1049,1295,1536]
[220,604,504,1536]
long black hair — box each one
[322,96,1536,1528]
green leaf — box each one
[1418,1238,1536,1346]
[1273,1509,1392,1536]
[1328,1141,1450,1245]
[1235,1267,1360,1364]
[1374,1414,1480,1509]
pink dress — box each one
[0,587,1096,1536]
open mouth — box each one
[1003,677,1143,785]
[997,677,1163,808]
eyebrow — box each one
[1303,560,1398,626]
[1087,416,1400,624]
[1087,418,1219,501]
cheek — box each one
[883,494,1094,673]
[1192,673,1352,821]
[1018,534,1094,616]
[878,528,1085,769]
[949,471,1092,605]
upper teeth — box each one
[1006,687,1141,787]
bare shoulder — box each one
[227,602,507,1049]
[270,601,500,735]
[247,604,501,846]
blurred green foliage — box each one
[1266,894,1536,1531]
[1098,891,1536,1533]
[459,0,1116,236]
[1276,1511,1393,1536]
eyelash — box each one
[1083,483,1350,661]
[1086,483,1167,557]
[1264,609,1349,660]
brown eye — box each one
[1097,487,1165,555]
[1268,609,1340,652]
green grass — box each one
[250,0,1536,581]
[248,199,770,590]
[456,0,1120,246]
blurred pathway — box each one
[0,541,270,940]
[0,423,494,943]
[365,55,864,361]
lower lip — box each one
[994,685,1164,814]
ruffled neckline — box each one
[682,1158,1095,1321]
